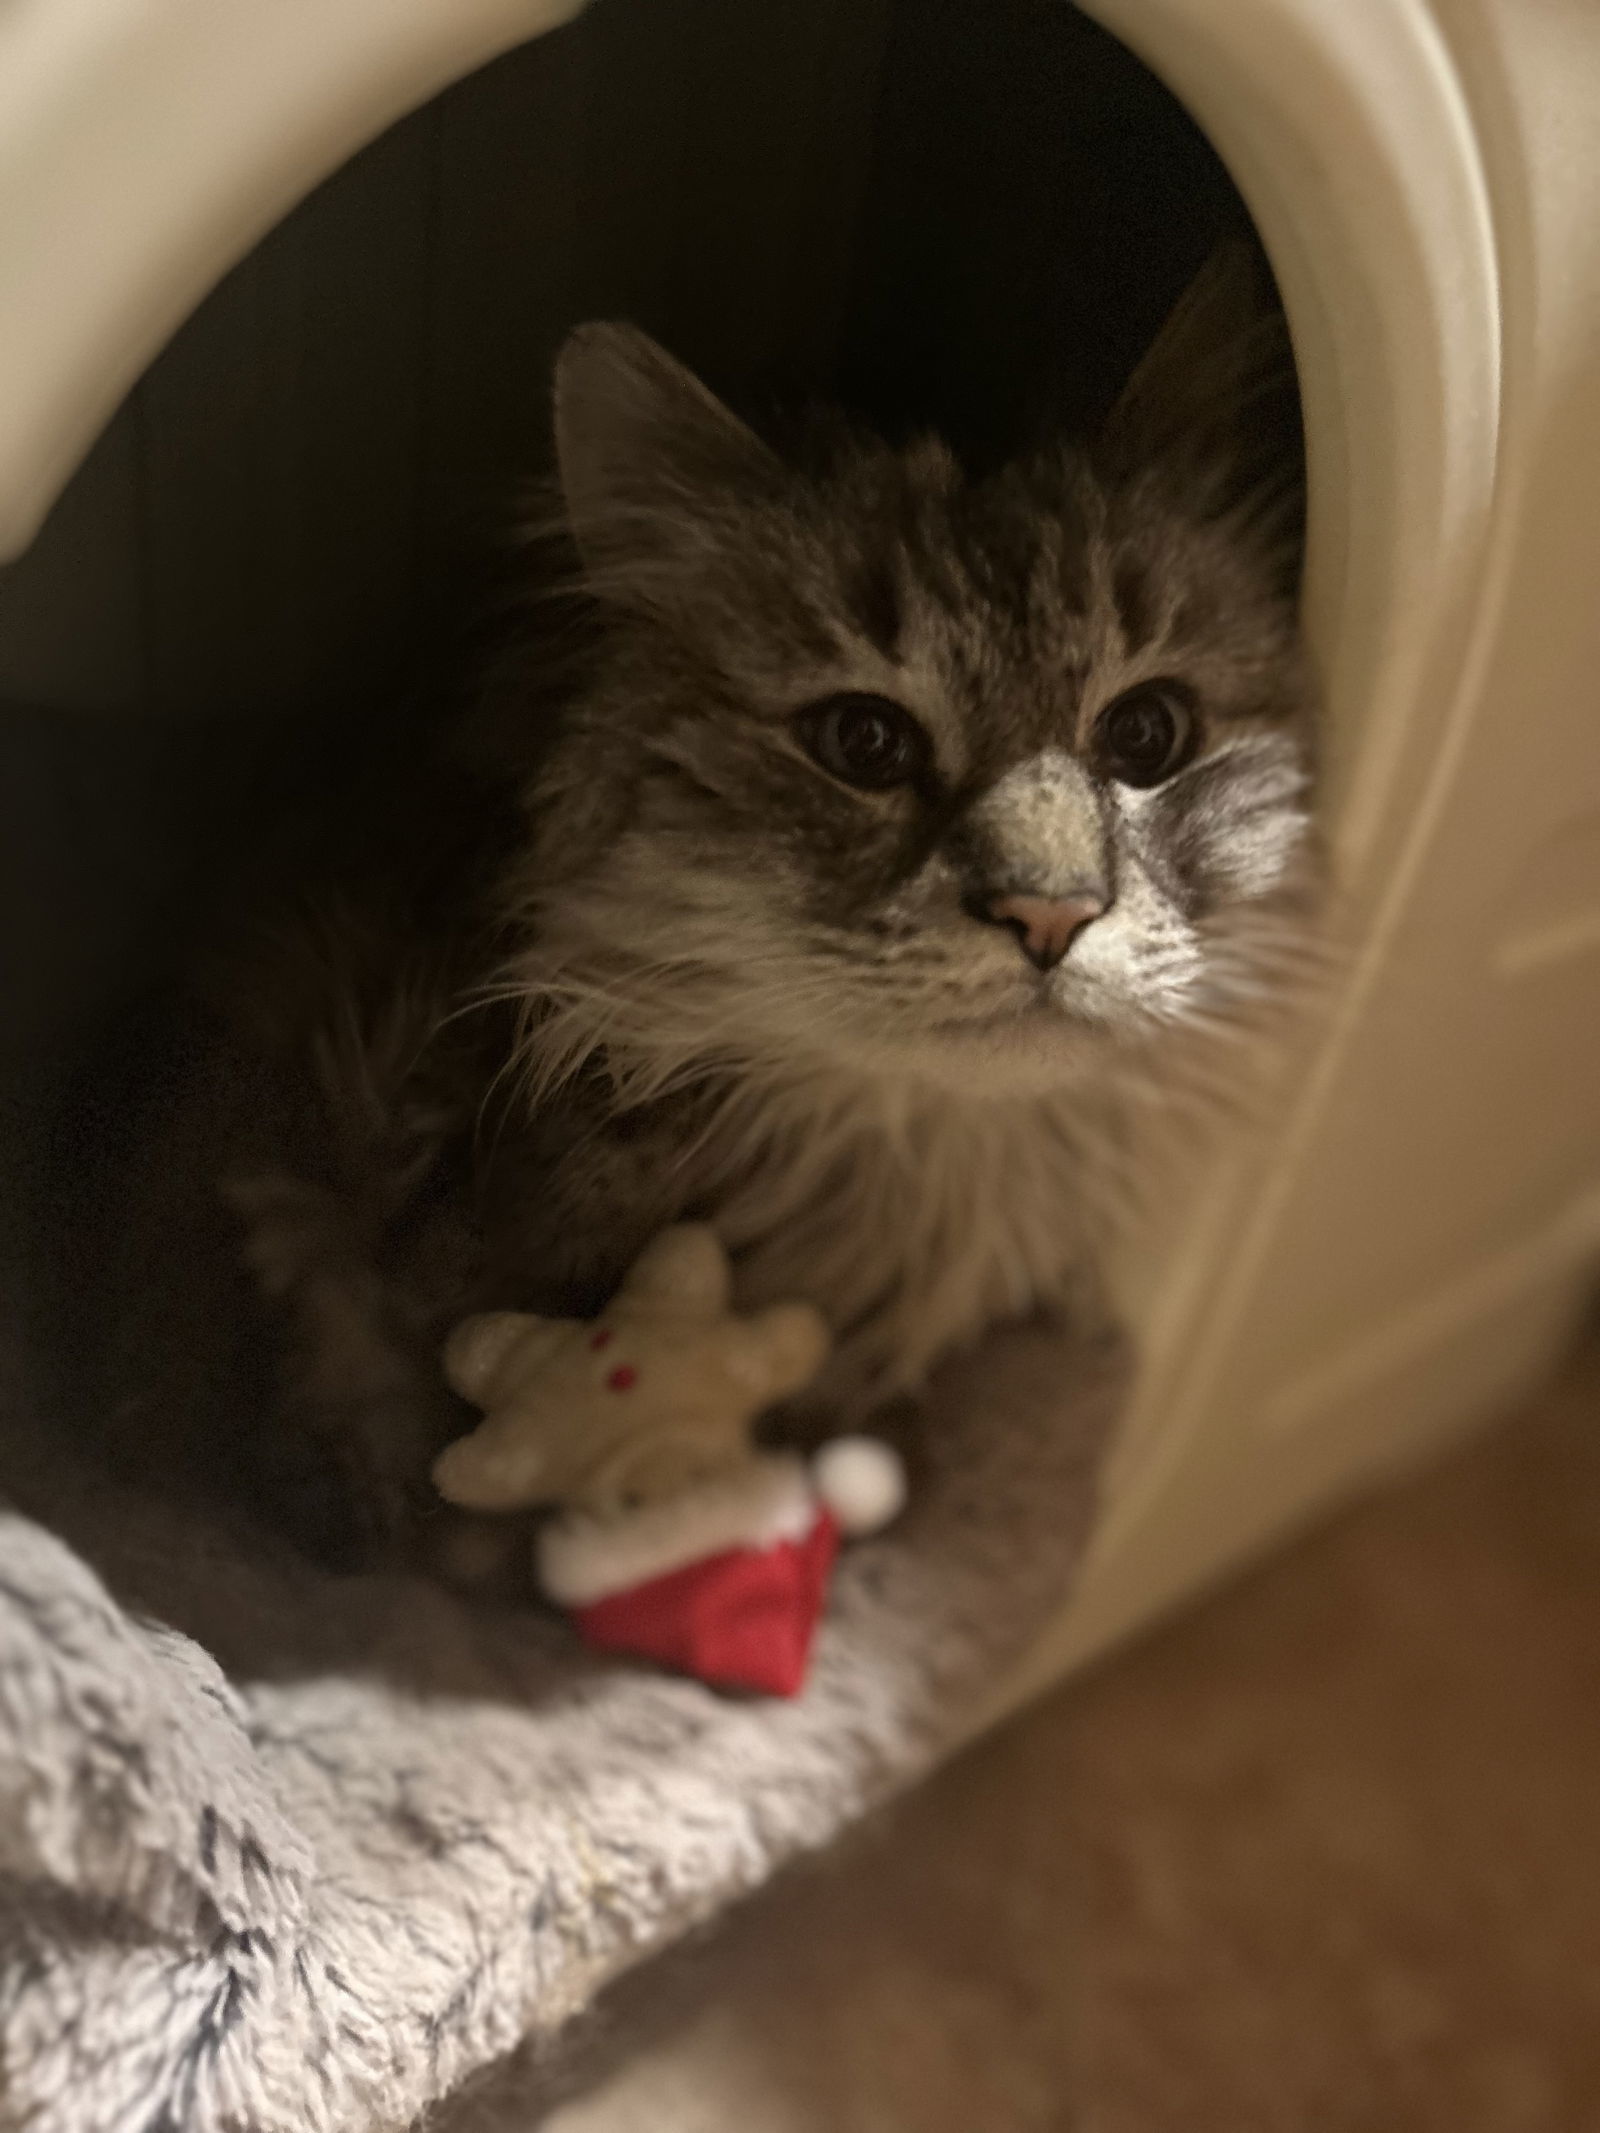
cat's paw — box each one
[423,1506,536,1599]
[252,1392,442,1573]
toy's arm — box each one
[441,1313,566,1404]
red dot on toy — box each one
[606,1364,638,1392]
[589,1328,613,1351]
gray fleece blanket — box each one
[0,1321,1117,2132]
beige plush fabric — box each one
[0,1321,1118,2133]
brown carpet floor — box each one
[532,1330,1600,2132]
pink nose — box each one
[983,892,1105,972]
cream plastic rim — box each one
[0,0,584,561]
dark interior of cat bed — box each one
[0,4,1302,2127]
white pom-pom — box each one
[813,1436,907,1537]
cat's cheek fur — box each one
[1061,913,1206,1031]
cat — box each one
[95,245,1317,1570]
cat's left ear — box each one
[553,323,782,574]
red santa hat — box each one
[537,1439,906,1698]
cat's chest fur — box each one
[501,1060,1107,1412]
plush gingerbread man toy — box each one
[433,1226,905,1696]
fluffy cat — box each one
[97,247,1316,1568]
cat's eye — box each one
[1094,681,1199,788]
[794,692,930,793]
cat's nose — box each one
[978,890,1106,972]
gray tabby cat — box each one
[102,247,1316,1568]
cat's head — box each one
[509,252,1317,1101]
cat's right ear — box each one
[1098,241,1294,495]
[553,323,782,574]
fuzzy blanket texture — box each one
[0,1320,1118,2133]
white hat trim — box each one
[537,1454,819,1608]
